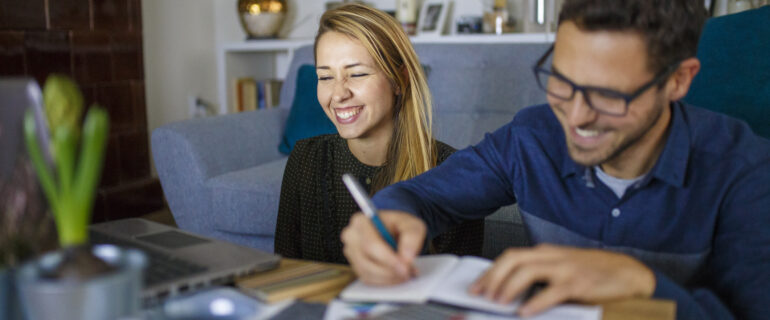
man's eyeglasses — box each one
[532,45,680,117]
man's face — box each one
[548,21,671,168]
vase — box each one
[15,244,146,320]
[1,268,24,320]
[238,0,288,39]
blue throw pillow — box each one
[278,64,337,154]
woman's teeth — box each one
[336,106,362,119]
[576,128,600,137]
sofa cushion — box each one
[208,157,288,236]
[278,64,337,154]
[434,111,518,149]
[416,43,549,115]
[684,6,770,139]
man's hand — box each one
[341,210,426,285]
[469,244,656,317]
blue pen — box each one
[342,173,398,249]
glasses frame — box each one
[532,45,680,117]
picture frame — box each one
[417,0,449,36]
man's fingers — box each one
[395,221,426,265]
[362,239,410,280]
[471,248,526,298]
[471,245,570,297]
[342,234,399,285]
[518,285,571,317]
[343,212,425,285]
[357,213,408,276]
[379,212,426,266]
[352,250,408,285]
[496,264,554,303]
[342,214,402,278]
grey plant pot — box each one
[1,267,23,320]
[15,244,146,320]
[0,268,7,319]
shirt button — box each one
[365,177,371,185]
[611,208,621,217]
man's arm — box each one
[653,160,770,320]
[373,127,520,238]
[341,124,521,285]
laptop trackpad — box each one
[137,231,210,249]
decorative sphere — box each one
[237,0,288,39]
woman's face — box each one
[316,31,396,142]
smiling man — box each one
[339,1,770,319]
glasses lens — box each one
[536,70,573,101]
[585,90,627,115]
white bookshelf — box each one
[216,33,555,115]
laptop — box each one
[0,77,281,303]
[90,218,281,303]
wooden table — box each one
[252,259,676,320]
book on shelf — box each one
[230,78,283,113]
[263,79,283,109]
[243,78,258,112]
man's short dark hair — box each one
[558,0,708,74]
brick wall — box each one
[0,0,164,222]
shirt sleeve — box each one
[652,159,770,320]
[274,141,307,258]
[373,125,519,238]
[428,140,485,256]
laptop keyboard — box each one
[89,231,209,287]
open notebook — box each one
[340,255,522,314]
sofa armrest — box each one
[153,108,289,179]
[151,108,289,233]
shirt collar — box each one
[558,101,691,187]
[649,101,690,187]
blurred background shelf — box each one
[216,33,555,115]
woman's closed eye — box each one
[318,71,370,81]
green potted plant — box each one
[13,75,146,320]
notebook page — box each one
[429,256,522,314]
[339,255,459,303]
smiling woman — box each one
[315,31,399,166]
[273,3,484,264]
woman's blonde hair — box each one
[314,3,437,193]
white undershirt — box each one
[593,166,647,198]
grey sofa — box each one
[152,42,550,256]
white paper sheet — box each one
[430,256,523,314]
[339,255,459,303]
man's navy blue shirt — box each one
[373,102,770,320]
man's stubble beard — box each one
[568,94,668,168]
